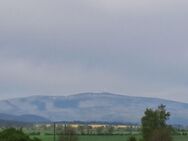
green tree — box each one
[141,104,172,141]
[59,126,78,141]
[150,128,172,141]
[86,126,92,135]
[77,125,85,135]
[106,126,114,135]
[96,126,104,135]
[0,128,41,141]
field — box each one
[31,134,188,141]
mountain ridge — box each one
[0,92,188,125]
[0,113,50,123]
[1,92,187,104]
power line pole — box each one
[54,122,56,141]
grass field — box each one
[31,135,188,141]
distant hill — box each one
[0,92,188,125]
[0,119,33,128]
[0,113,49,123]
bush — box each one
[29,132,40,135]
[138,138,144,141]
[33,137,42,141]
[127,136,137,141]
[0,128,41,141]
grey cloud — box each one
[0,0,188,102]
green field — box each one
[31,135,188,141]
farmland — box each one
[31,134,188,141]
[1,105,188,141]
[27,121,188,141]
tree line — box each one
[0,104,174,141]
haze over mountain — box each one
[1,1,188,103]
[0,92,188,125]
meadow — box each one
[31,134,188,141]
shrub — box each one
[0,128,41,141]
[127,136,137,141]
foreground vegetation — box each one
[30,134,188,141]
[0,128,41,141]
[1,105,188,141]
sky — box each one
[0,0,188,102]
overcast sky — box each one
[0,0,188,102]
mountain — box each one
[0,92,188,125]
[0,113,49,123]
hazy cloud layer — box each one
[0,0,188,102]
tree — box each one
[96,127,104,135]
[106,126,114,135]
[150,128,172,141]
[0,128,41,141]
[86,126,92,135]
[141,104,172,141]
[59,126,78,141]
[77,125,85,135]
